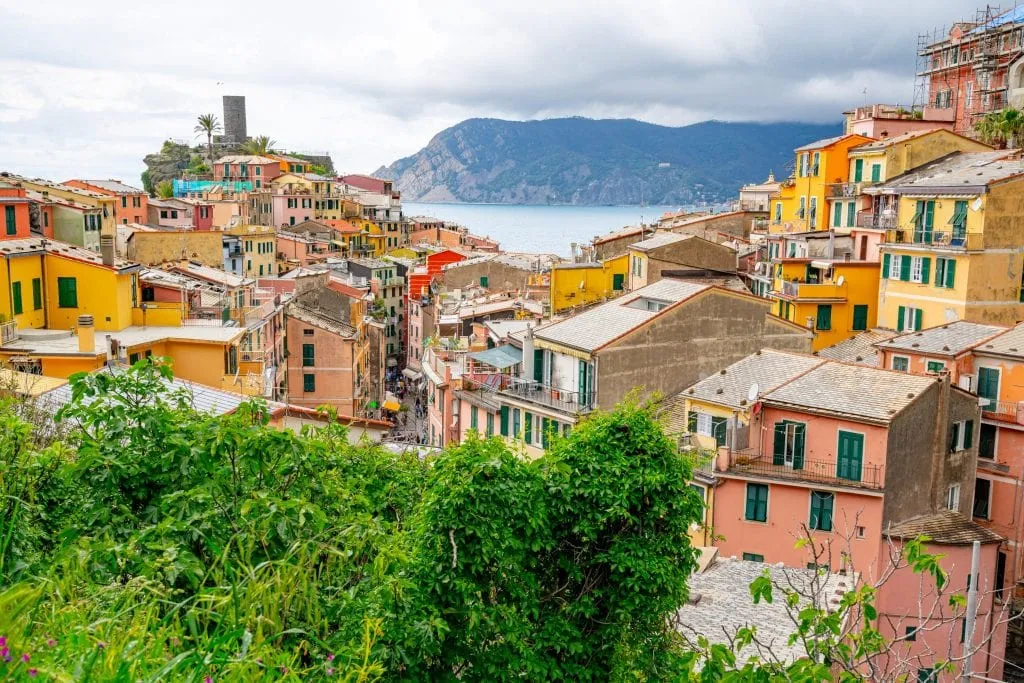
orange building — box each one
[64,179,148,226]
[0,181,33,240]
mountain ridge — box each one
[374,117,842,206]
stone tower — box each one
[222,95,247,144]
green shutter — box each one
[499,406,509,436]
[934,258,946,287]
[951,421,961,452]
[773,422,786,466]
[542,417,552,449]
[302,343,315,366]
[852,304,868,331]
[914,308,923,331]
[925,201,935,231]
[882,253,890,279]
[303,373,315,392]
[792,424,805,470]
[11,281,22,315]
[612,273,624,290]
[964,420,974,449]
[833,202,843,227]
[513,408,520,437]
[471,406,478,430]
[900,255,912,281]
[533,349,544,382]
[979,367,999,401]
[854,159,863,182]
[816,304,832,331]
[57,277,77,308]
[920,257,930,284]
[31,278,41,310]
[847,201,856,227]
[524,411,532,443]
[486,413,494,436]
[897,305,906,332]
[871,164,881,182]
[837,431,864,482]
[480,276,489,287]
[745,484,768,522]
[5,206,16,235]
[945,259,956,288]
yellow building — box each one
[872,151,1024,331]
[548,254,628,313]
[224,224,277,277]
[349,219,387,257]
[769,256,881,350]
[834,129,992,230]
[268,154,310,175]
[770,133,873,233]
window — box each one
[979,423,997,460]
[524,410,533,444]
[973,477,991,519]
[499,406,509,436]
[909,256,924,283]
[744,483,768,522]
[31,278,41,311]
[486,412,494,436]
[977,367,1000,404]
[809,491,834,532]
[852,304,868,331]
[896,305,922,332]
[170,210,178,219]
[912,200,935,242]
[303,373,315,392]
[799,153,808,177]
[479,276,489,287]
[121,196,128,208]
[4,206,15,235]
[951,200,968,237]
[57,277,77,308]
[892,356,909,372]
[815,304,831,331]
[950,419,974,452]
[798,196,806,219]
[773,420,806,469]
[302,343,315,367]
[905,626,918,641]
[947,484,961,511]
[512,408,521,438]
[774,202,782,222]
[935,257,957,288]
[854,158,864,182]
[10,281,22,315]
[160,210,168,219]
[303,328,314,336]
[612,273,624,291]
[742,553,764,562]
[809,197,817,228]
[926,360,945,373]
[812,152,819,176]
[833,201,843,227]
[887,254,901,279]
[870,163,881,183]
[846,201,855,228]
[691,412,728,447]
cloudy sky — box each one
[1,0,978,185]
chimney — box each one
[522,324,535,380]
[570,242,579,263]
[100,235,115,267]
[77,314,95,353]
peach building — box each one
[0,181,33,240]
[64,179,148,226]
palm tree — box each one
[194,114,221,164]
[155,181,175,199]
[999,107,1024,148]
[973,111,1005,147]
[241,135,277,156]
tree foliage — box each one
[0,362,979,680]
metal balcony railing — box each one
[779,280,845,300]
[240,349,265,363]
[856,211,897,229]
[884,229,983,250]
[726,455,884,490]
[0,320,18,344]
[982,399,1024,425]
[464,375,595,414]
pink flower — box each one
[46,639,56,648]
[21,653,29,663]
[28,669,37,678]
[0,647,8,658]
[205,677,213,683]
[327,668,334,675]
[0,637,6,648]
[326,654,335,662]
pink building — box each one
[214,155,282,190]
[285,302,359,415]
[148,197,214,230]
[844,104,955,139]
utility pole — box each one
[961,540,981,682]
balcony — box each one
[884,229,983,250]
[240,349,265,363]
[724,454,884,491]
[464,375,595,414]
[778,280,845,300]
[982,400,1024,425]
[0,320,18,344]
[826,182,875,198]
[856,211,897,229]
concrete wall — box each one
[128,231,223,267]
[595,290,812,407]
[441,260,539,293]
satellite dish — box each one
[747,383,760,403]
[972,197,983,212]
[836,275,845,287]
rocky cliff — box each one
[375,117,841,205]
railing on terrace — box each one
[464,375,595,413]
[856,212,897,229]
[240,349,265,363]
[725,454,884,490]
[0,320,18,344]
[884,229,983,250]
[982,400,1024,425]
[681,449,714,477]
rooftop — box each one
[0,237,137,272]
[762,361,937,424]
[170,261,252,288]
[973,321,1024,358]
[879,321,1006,357]
[214,155,279,165]
[69,179,144,194]
[139,267,203,291]
[868,151,1024,194]
[885,511,1003,545]
[673,551,856,667]
[468,344,523,370]
[286,302,355,337]
[674,350,824,414]
[2,325,245,356]
[815,329,895,366]
[793,134,864,152]
[629,232,687,252]
[443,252,559,272]
[0,369,68,397]
[592,224,646,245]
[535,279,710,352]
[848,128,955,154]
[484,319,534,343]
